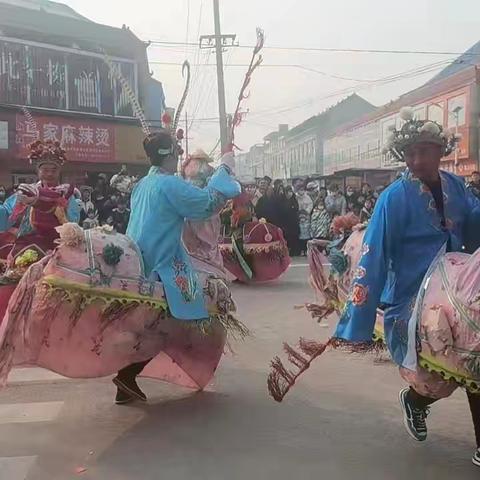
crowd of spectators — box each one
[251,176,387,256]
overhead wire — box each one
[147,40,480,57]
[247,59,458,119]
[147,58,457,84]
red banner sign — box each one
[15,114,115,163]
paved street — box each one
[0,259,478,479]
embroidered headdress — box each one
[383,106,460,161]
[28,140,67,168]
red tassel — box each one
[267,338,331,403]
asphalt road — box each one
[0,259,478,479]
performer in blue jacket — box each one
[114,129,241,402]
[335,107,480,467]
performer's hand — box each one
[220,152,235,174]
[16,193,37,206]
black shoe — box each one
[113,376,147,402]
[473,449,480,467]
[115,388,135,405]
[399,388,429,442]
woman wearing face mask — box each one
[345,185,357,204]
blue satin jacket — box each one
[335,170,480,366]
[127,165,240,321]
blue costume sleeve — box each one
[0,195,17,232]
[66,197,81,224]
[335,192,401,342]
[164,166,241,220]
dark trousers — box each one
[117,359,152,382]
[298,239,308,255]
[408,387,480,447]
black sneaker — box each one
[473,449,480,467]
[399,388,429,442]
[113,376,147,402]
[115,388,135,405]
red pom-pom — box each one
[162,113,172,126]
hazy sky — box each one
[62,0,480,153]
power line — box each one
[147,40,480,57]
[148,58,457,83]
[247,60,456,119]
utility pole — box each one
[200,1,237,154]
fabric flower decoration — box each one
[399,107,414,121]
[419,121,441,136]
[351,283,368,306]
[102,244,124,266]
[55,223,84,247]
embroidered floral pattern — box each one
[354,266,367,279]
[172,256,194,302]
[173,256,188,276]
[351,283,368,306]
[361,244,370,256]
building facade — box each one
[284,94,376,179]
[324,66,480,179]
[0,0,165,187]
[262,124,288,179]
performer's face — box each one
[404,142,442,182]
[37,162,61,186]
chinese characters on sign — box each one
[15,115,115,163]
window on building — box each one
[447,95,466,128]
[0,39,136,117]
[427,103,444,125]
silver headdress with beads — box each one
[383,107,460,162]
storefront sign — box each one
[442,159,478,177]
[15,114,115,163]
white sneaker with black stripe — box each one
[473,449,480,467]
[399,388,429,442]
